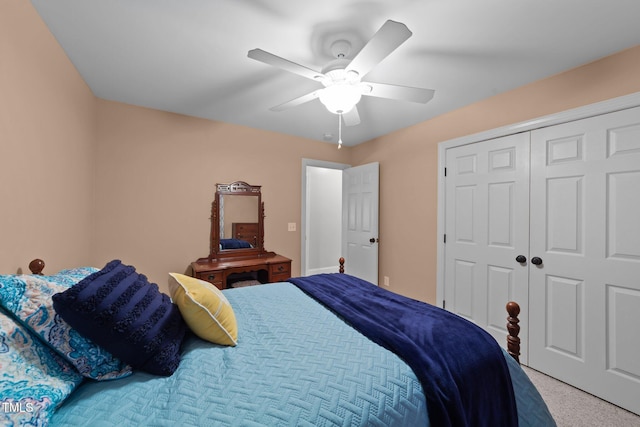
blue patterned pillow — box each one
[0,273,132,380]
[53,260,187,376]
[0,307,83,427]
[55,267,102,283]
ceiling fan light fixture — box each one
[319,84,362,114]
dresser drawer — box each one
[232,223,259,246]
[233,224,256,233]
[269,262,291,282]
[196,271,224,290]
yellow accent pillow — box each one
[168,273,237,346]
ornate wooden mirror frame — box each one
[208,181,269,261]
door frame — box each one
[301,158,350,276]
[436,91,640,307]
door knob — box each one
[369,237,378,243]
[531,257,543,266]
[515,255,527,263]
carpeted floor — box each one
[521,366,640,426]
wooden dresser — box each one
[191,255,291,290]
[191,182,292,290]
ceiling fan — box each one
[247,20,435,136]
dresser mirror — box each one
[209,181,267,260]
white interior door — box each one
[444,133,530,362]
[342,162,379,285]
[528,106,640,415]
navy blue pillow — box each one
[52,260,187,376]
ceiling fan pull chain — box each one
[338,113,343,149]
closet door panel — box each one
[607,170,640,260]
[545,176,584,254]
[544,275,584,359]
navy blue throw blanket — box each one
[289,273,518,427]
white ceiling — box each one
[31,0,640,146]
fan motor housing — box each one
[321,59,359,85]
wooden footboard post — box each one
[506,301,521,364]
[339,257,345,273]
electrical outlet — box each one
[288,223,296,232]
[383,276,390,287]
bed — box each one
[0,258,555,427]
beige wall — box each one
[92,101,349,289]
[352,45,640,304]
[0,1,349,289]
[0,1,96,274]
[3,2,640,302]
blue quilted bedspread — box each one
[51,283,427,426]
[50,282,554,427]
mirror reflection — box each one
[219,195,259,250]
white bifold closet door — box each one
[529,106,640,415]
[444,105,640,415]
[444,132,531,363]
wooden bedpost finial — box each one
[29,259,45,275]
[339,257,345,273]
[506,301,521,364]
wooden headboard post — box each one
[339,257,345,273]
[29,259,45,275]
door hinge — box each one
[443,300,446,310]
[444,167,447,177]
[443,234,447,243]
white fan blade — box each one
[248,49,323,81]
[346,20,412,78]
[270,90,321,111]
[342,106,360,126]
[363,82,435,104]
